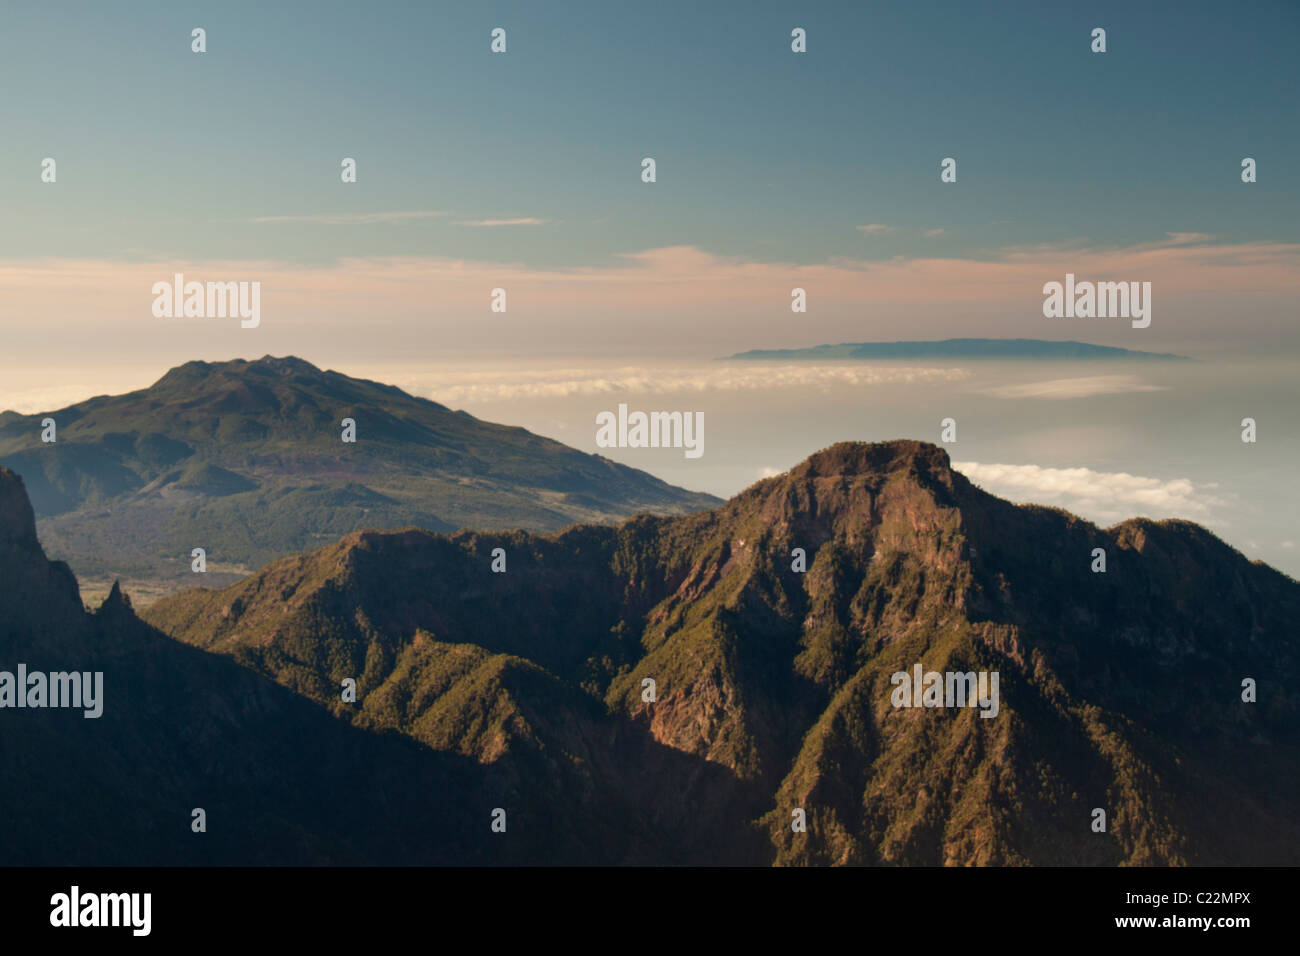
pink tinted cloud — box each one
[0,236,1295,353]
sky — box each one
[0,1,1295,571]
[0,0,1296,363]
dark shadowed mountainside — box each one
[0,465,744,865]
[0,356,719,604]
[145,440,1300,865]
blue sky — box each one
[2,0,1296,268]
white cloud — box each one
[953,460,1231,525]
[985,374,1168,400]
[857,224,894,234]
[923,228,946,238]
[247,211,447,225]
[454,218,549,227]
[418,364,971,405]
[757,465,783,479]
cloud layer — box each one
[953,460,1230,525]
[419,364,971,405]
[1,235,1296,358]
[984,374,1168,400]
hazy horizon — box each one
[3,349,1295,579]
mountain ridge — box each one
[144,439,1300,865]
[0,355,719,603]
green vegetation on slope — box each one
[144,440,1300,865]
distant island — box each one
[722,338,1190,361]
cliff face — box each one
[0,468,525,866]
[143,441,1300,865]
[0,467,86,642]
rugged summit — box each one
[0,356,719,601]
[145,440,1300,865]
